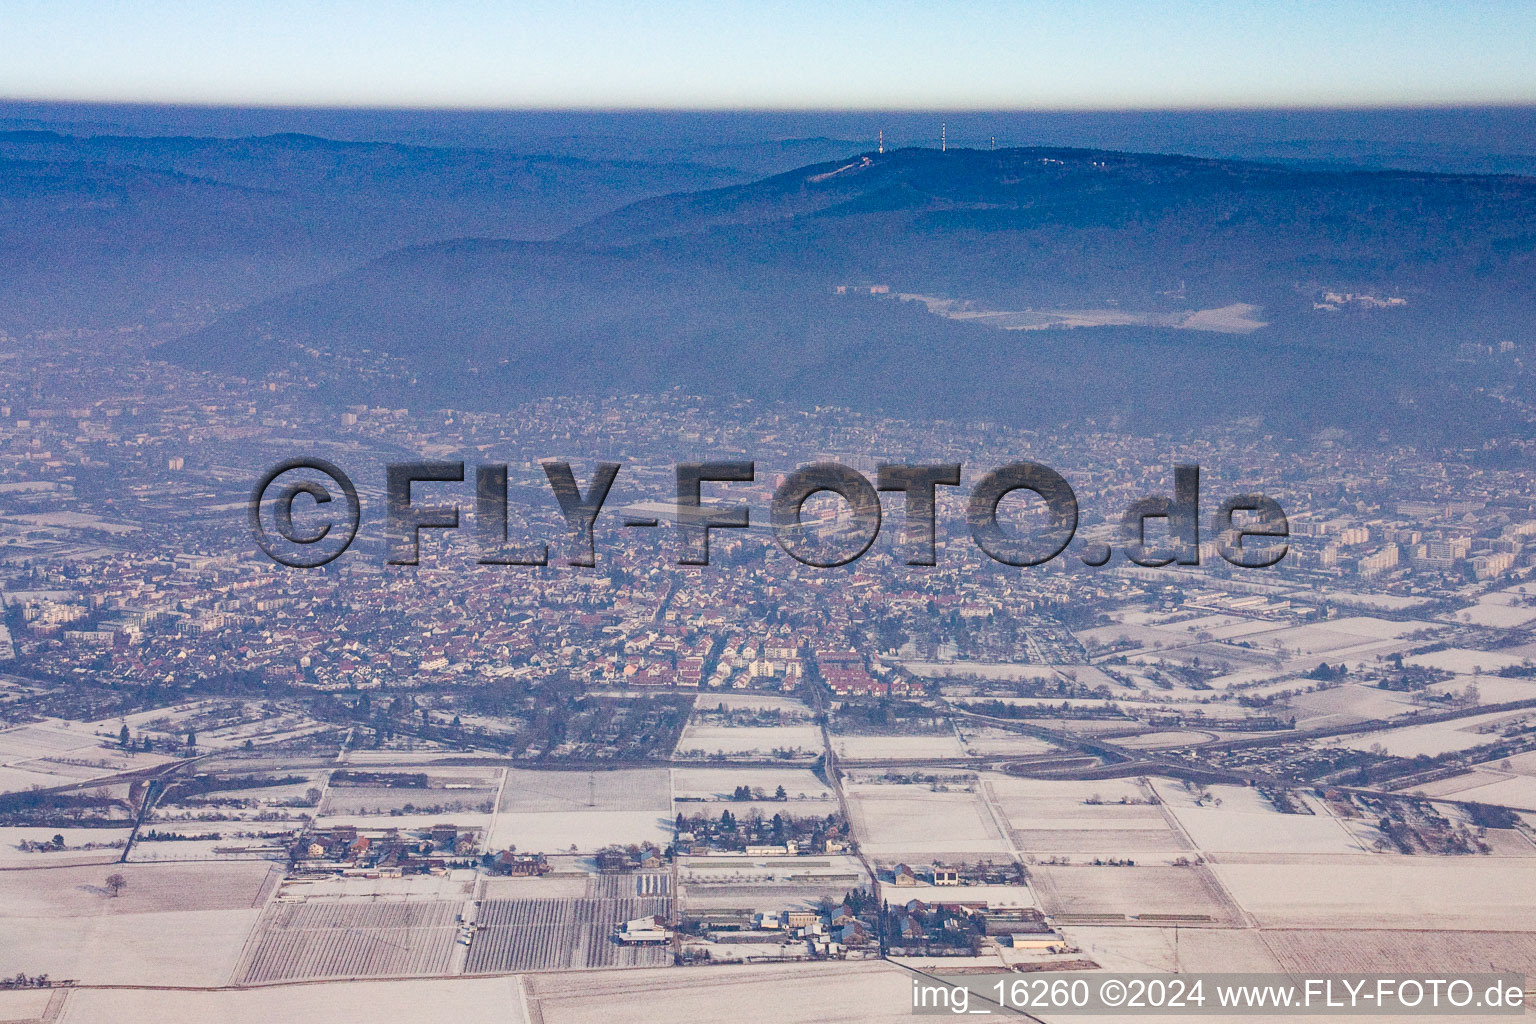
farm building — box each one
[617,915,672,944]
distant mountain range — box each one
[0,130,744,329]
[157,145,1536,441]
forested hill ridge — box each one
[0,129,743,331]
[164,146,1536,441]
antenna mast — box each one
[878,129,884,155]
[941,122,946,152]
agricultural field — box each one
[180,772,326,805]
[674,724,822,759]
[693,694,814,713]
[480,874,591,900]
[317,812,494,836]
[135,774,320,861]
[1211,858,1536,929]
[671,765,836,820]
[1076,619,1234,651]
[0,908,263,986]
[679,853,868,911]
[0,719,170,791]
[128,833,297,863]
[0,861,276,985]
[489,768,672,853]
[952,725,1057,757]
[1286,683,1422,728]
[1155,783,1368,855]
[1069,926,1284,973]
[1029,717,1149,736]
[488,811,671,855]
[1405,648,1532,674]
[831,734,966,760]
[500,769,670,813]
[1028,863,1243,925]
[670,766,832,803]
[1262,928,1536,975]
[908,662,1061,682]
[0,989,58,1024]
[1240,617,1428,659]
[103,700,331,753]
[236,897,463,983]
[320,784,498,816]
[1334,708,1534,758]
[843,780,1009,860]
[529,961,917,1024]
[336,750,493,767]
[1093,615,1442,692]
[983,776,1189,857]
[1454,585,1536,629]
[882,881,1036,910]
[56,976,530,1024]
[0,861,276,917]
[466,872,670,972]
[1425,673,1536,706]
[314,767,502,824]
[288,873,477,901]
[1408,754,1536,810]
[0,824,131,866]
[315,790,494,836]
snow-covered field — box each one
[984,775,1186,857]
[314,810,494,832]
[1070,926,1283,973]
[1287,683,1421,727]
[675,724,821,758]
[0,861,277,985]
[1030,863,1241,923]
[1155,783,1367,854]
[532,961,915,1024]
[499,768,670,813]
[1405,647,1531,674]
[1409,769,1536,810]
[1335,709,1533,758]
[692,694,814,713]
[486,768,676,853]
[953,726,1057,756]
[1212,858,1536,929]
[843,782,1008,859]
[57,976,529,1024]
[321,784,497,814]
[487,810,671,854]
[0,719,172,792]
[832,733,966,760]
[0,906,264,986]
[1454,588,1536,629]
[0,825,131,867]
[670,766,831,802]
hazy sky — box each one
[2,0,1533,110]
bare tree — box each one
[104,872,127,898]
